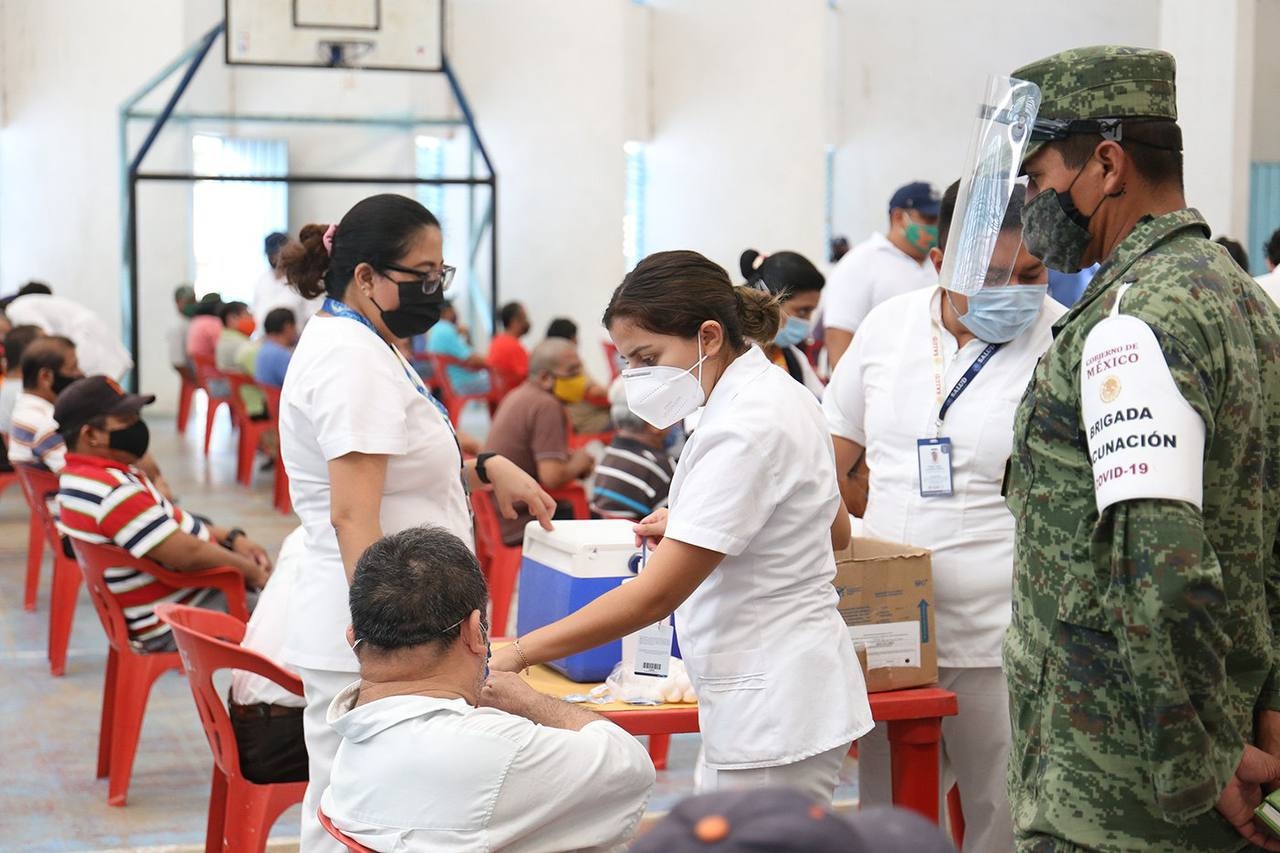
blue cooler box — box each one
[517,520,640,682]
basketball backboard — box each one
[225,0,444,71]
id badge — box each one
[917,437,954,497]
[633,620,673,678]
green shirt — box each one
[1005,208,1280,851]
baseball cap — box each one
[630,788,954,853]
[54,376,155,439]
[1013,45,1178,163]
[889,181,942,217]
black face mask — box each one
[370,282,444,339]
[107,419,151,459]
[51,372,77,395]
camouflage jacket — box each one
[1004,208,1280,852]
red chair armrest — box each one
[143,563,250,621]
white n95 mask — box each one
[622,340,707,430]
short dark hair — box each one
[1214,236,1249,273]
[349,526,489,652]
[21,335,75,389]
[264,232,288,256]
[499,302,525,329]
[218,301,249,326]
[937,179,1025,253]
[278,194,441,301]
[3,325,43,374]
[19,281,51,296]
[546,317,578,341]
[1268,228,1280,267]
[263,307,296,335]
[1052,119,1183,190]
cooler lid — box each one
[522,519,638,552]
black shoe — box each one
[258,457,276,473]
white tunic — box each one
[322,685,654,852]
[821,232,938,334]
[823,285,1063,667]
[278,314,472,673]
[665,345,872,770]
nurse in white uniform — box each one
[489,249,872,803]
[275,194,555,852]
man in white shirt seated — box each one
[822,181,941,369]
[323,525,655,853]
[9,335,82,472]
[6,290,133,380]
[1257,227,1280,305]
[229,527,308,784]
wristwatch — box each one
[475,453,498,485]
[222,527,246,550]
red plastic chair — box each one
[547,482,590,519]
[191,354,236,457]
[947,786,965,848]
[260,386,291,515]
[14,465,81,676]
[601,340,623,382]
[156,604,307,853]
[225,374,275,487]
[430,353,497,426]
[470,488,522,636]
[176,364,197,434]
[12,467,44,613]
[318,808,377,853]
[69,539,249,806]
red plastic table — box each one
[519,656,958,823]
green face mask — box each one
[904,218,938,254]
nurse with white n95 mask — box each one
[489,250,873,804]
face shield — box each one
[938,75,1042,297]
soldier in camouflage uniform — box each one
[1004,46,1280,851]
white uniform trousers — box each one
[297,666,359,853]
[699,741,852,805]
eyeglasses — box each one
[380,262,456,296]
[352,610,482,652]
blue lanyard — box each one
[322,298,452,422]
[936,343,1001,426]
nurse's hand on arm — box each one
[489,536,722,672]
[329,451,390,584]
[832,436,869,517]
[467,455,556,532]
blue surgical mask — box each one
[953,285,1047,344]
[773,314,811,349]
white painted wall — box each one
[1252,0,1280,163]
[1160,0,1255,238]
[831,0,1161,250]
[644,0,831,282]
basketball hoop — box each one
[317,39,376,68]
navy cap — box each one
[630,789,954,853]
[889,181,942,216]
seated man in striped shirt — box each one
[54,376,271,652]
[589,380,676,520]
[9,335,81,472]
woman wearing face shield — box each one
[739,249,826,398]
[489,250,872,803]
[274,194,556,852]
[822,182,1063,852]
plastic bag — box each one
[602,658,697,705]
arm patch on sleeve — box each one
[1081,313,1205,513]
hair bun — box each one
[739,250,763,280]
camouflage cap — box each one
[1013,45,1177,161]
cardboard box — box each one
[833,538,938,693]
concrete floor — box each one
[0,398,857,851]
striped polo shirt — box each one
[9,391,67,473]
[57,453,214,644]
[589,435,676,520]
